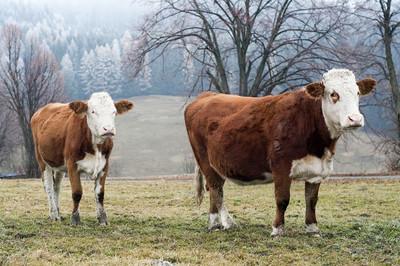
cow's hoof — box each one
[97,212,108,226]
[208,213,221,232]
[71,211,81,226]
[49,215,61,221]
[222,220,237,230]
[305,223,320,236]
[208,224,223,232]
[271,225,284,237]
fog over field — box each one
[109,95,386,178]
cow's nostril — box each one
[348,116,354,122]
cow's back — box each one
[31,103,76,168]
[184,92,257,133]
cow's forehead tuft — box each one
[88,92,114,108]
[322,69,357,92]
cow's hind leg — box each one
[53,171,64,219]
[305,181,321,235]
[207,173,236,231]
[43,166,61,221]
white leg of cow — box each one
[53,171,64,217]
[43,167,60,221]
[94,173,107,225]
[219,204,236,230]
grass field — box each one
[0,179,399,265]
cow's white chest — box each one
[290,149,333,183]
[77,150,106,178]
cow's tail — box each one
[195,165,205,206]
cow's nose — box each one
[102,126,115,136]
[347,114,363,127]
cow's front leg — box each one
[95,168,108,226]
[272,174,291,237]
[68,161,82,225]
[305,181,321,235]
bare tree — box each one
[349,0,400,136]
[339,0,400,170]
[127,0,348,96]
[0,24,64,178]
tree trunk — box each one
[18,116,40,178]
[382,3,400,139]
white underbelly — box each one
[228,172,273,186]
[77,152,106,178]
[290,149,333,183]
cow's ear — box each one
[305,82,325,98]
[115,100,134,114]
[357,78,376,95]
[69,101,88,115]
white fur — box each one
[271,225,284,237]
[43,167,60,220]
[94,177,106,221]
[227,173,273,185]
[53,171,64,213]
[86,92,117,143]
[77,147,106,180]
[290,149,333,182]
[321,69,364,138]
[219,205,235,229]
[208,213,220,230]
[305,223,320,234]
[210,163,273,185]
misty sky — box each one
[9,0,153,30]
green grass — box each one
[0,179,399,265]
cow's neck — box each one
[81,117,108,155]
[321,108,342,139]
[308,95,339,155]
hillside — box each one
[109,95,386,177]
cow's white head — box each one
[69,92,133,142]
[305,69,376,138]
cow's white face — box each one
[305,69,376,138]
[86,92,118,139]
[69,92,133,143]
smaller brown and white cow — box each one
[31,92,133,225]
[184,69,376,236]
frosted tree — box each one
[121,30,133,77]
[110,39,122,95]
[137,53,152,91]
[61,53,76,97]
[79,50,96,96]
[67,39,79,67]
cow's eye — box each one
[91,110,96,114]
[357,91,360,96]
[330,92,340,103]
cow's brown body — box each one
[185,90,340,234]
[32,103,113,171]
[185,90,335,182]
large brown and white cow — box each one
[184,69,376,236]
[31,92,133,225]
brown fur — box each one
[184,89,337,229]
[357,78,376,95]
[115,100,134,114]
[31,100,127,224]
